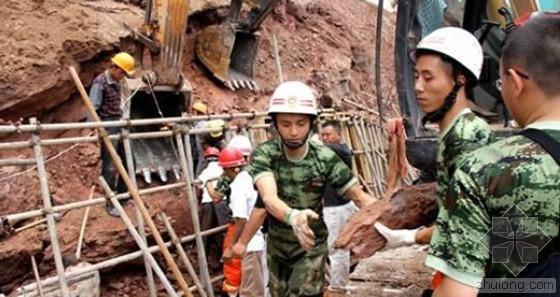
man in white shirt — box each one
[220,147,267,297]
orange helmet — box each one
[218,147,247,168]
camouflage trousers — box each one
[267,241,327,297]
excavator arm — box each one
[195,0,279,91]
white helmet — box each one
[267,81,317,116]
[415,27,483,80]
[227,135,253,156]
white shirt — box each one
[197,161,223,203]
[229,171,265,252]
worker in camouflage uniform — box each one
[431,16,560,296]
[246,81,375,297]
[374,27,493,252]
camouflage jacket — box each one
[427,109,494,285]
[427,121,560,286]
[247,139,357,258]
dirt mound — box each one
[0,0,398,295]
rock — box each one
[0,0,143,120]
[334,183,438,259]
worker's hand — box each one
[287,209,319,252]
[222,247,233,263]
[232,242,247,259]
[374,222,418,249]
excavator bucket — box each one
[195,23,259,91]
[124,78,191,184]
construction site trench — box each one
[0,0,434,296]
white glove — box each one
[374,222,418,249]
[287,209,319,252]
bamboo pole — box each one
[16,224,228,294]
[30,255,45,297]
[3,182,186,227]
[177,126,214,297]
[69,66,191,295]
[121,111,158,297]
[30,117,71,297]
[0,109,335,134]
[75,186,95,260]
[98,176,180,297]
[161,213,208,297]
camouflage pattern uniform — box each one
[247,139,357,297]
[426,109,494,285]
[427,121,560,286]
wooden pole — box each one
[177,127,215,297]
[30,117,71,297]
[121,110,157,297]
[98,176,181,297]
[68,66,191,295]
[30,255,45,297]
[161,213,208,297]
[75,186,95,260]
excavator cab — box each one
[195,0,277,91]
[393,0,559,176]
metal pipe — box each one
[161,213,208,297]
[3,182,187,224]
[16,225,227,294]
[30,118,70,297]
[176,127,214,297]
[98,177,180,297]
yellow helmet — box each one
[208,119,225,138]
[111,52,136,76]
[192,101,208,114]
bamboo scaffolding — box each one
[30,117,71,297]
[98,176,181,297]
[121,112,158,297]
[2,182,186,225]
[177,126,214,297]
[69,66,192,295]
[16,225,228,294]
[30,255,44,297]
[161,213,208,297]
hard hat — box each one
[111,52,136,76]
[267,81,317,116]
[227,135,252,156]
[204,147,220,158]
[192,101,208,114]
[208,119,226,138]
[414,27,483,80]
[218,147,247,168]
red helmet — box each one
[218,147,247,168]
[204,147,220,158]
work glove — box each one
[374,222,418,249]
[287,209,319,252]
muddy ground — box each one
[0,0,417,295]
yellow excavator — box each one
[123,0,275,183]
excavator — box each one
[122,0,276,184]
[393,0,559,178]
